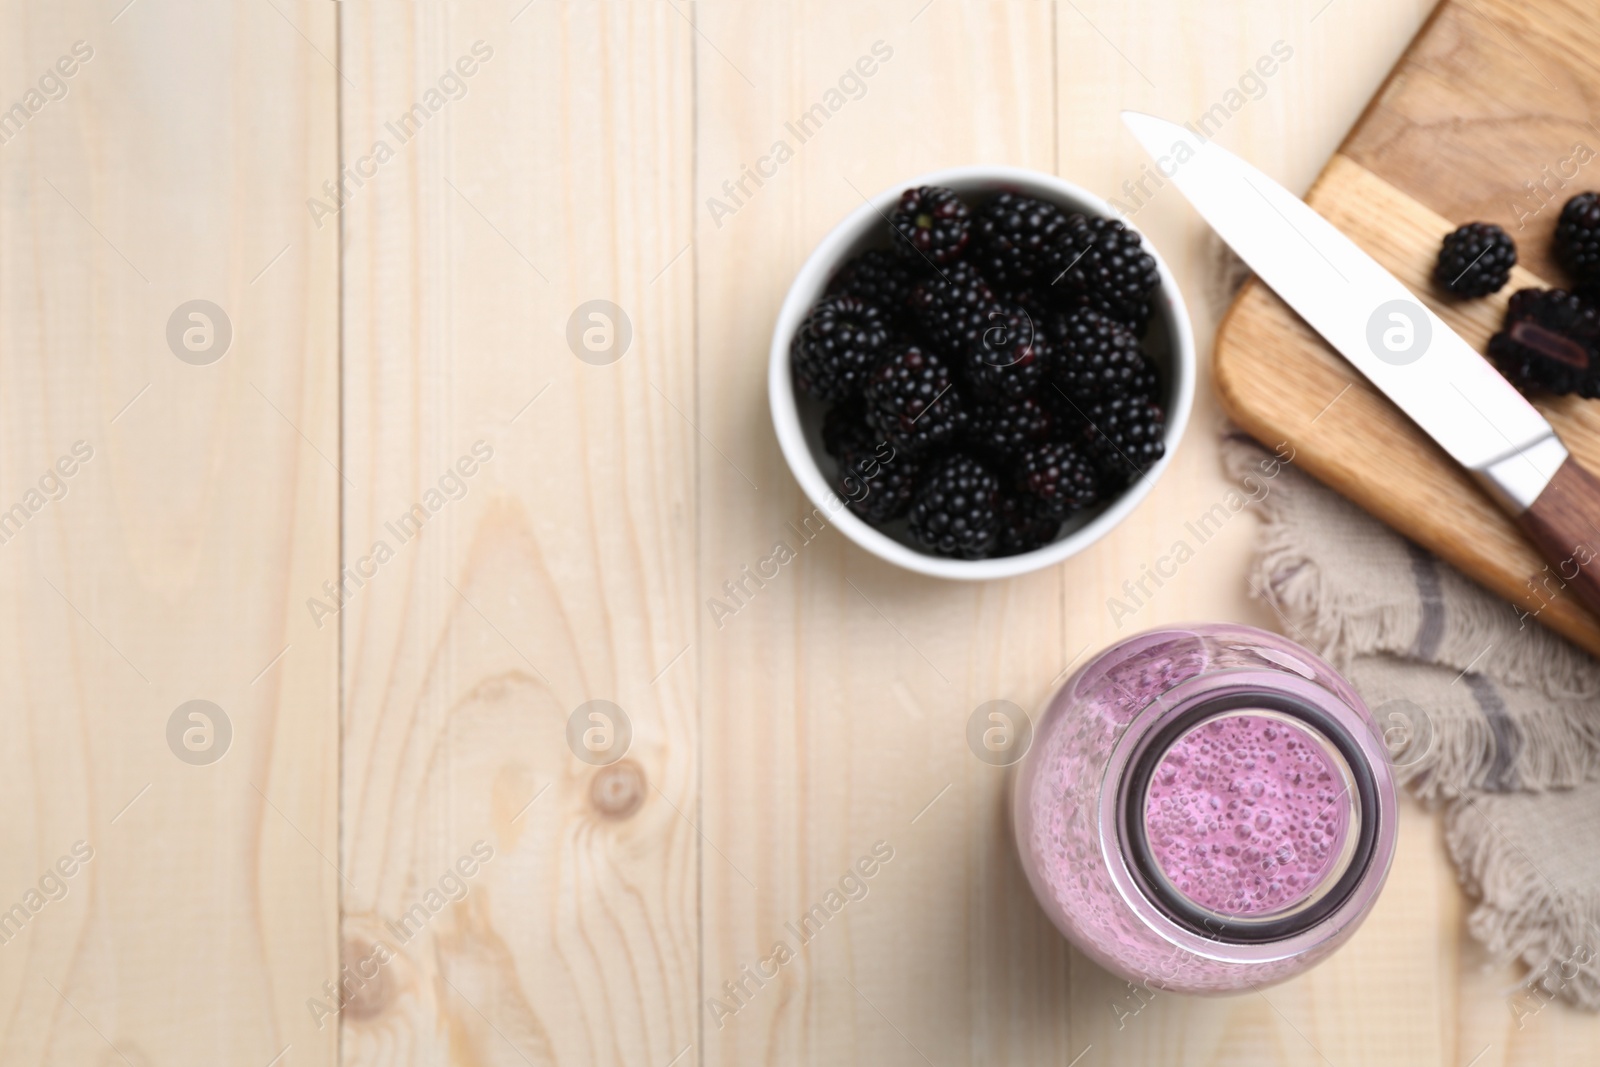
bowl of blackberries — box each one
[769,166,1195,579]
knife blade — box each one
[1121,111,1600,618]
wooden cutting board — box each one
[1214,0,1600,658]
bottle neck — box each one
[1118,689,1380,945]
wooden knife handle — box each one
[1515,456,1600,623]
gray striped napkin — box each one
[1223,435,1600,1010]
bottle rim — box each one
[1117,689,1381,945]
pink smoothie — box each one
[1143,711,1352,918]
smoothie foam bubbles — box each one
[1143,710,1355,920]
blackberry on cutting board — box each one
[1556,192,1600,287]
[890,186,972,266]
[1433,222,1516,297]
[791,295,890,401]
[1054,214,1160,323]
[836,447,921,526]
[862,344,966,454]
[907,452,1003,559]
[964,394,1054,460]
[1078,393,1167,488]
[827,248,927,324]
[1015,440,1101,519]
[908,260,998,354]
[1051,307,1156,400]
[996,492,1062,557]
[1487,288,1600,397]
[957,306,1053,400]
[972,193,1070,286]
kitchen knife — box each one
[1122,111,1600,622]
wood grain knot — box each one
[590,760,646,819]
[339,937,393,1019]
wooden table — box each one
[3,1,1596,1063]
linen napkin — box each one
[1223,433,1600,1009]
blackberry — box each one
[973,193,1070,286]
[907,453,1002,559]
[837,446,921,526]
[1079,393,1166,489]
[964,394,1054,459]
[1556,192,1600,287]
[1040,381,1089,437]
[1434,222,1516,297]
[827,248,927,324]
[822,398,875,459]
[1050,286,1153,337]
[791,295,890,401]
[890,186,972,266]
[1487,288,1600,397]
[1055,214,1159,323]
[1051,307,1156,400]
[1010,284,1050,317]
[957,305,1053,400]
[862,344,966,454]
[995,493,1062,557]
[1015,441,1101,519]
[908,260,999,354]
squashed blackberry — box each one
[908,260,998,353]
[1015,440,1100,519]
[995,492,1062,557]
[1051,307,1155,400]
[1055,214,1159,323]
[863,344,966,454]
[1434,222,1516,297]
[827,248,927,324]
[822,397,875,459]
[973,193,1070,286]
[837,446,921,525]
[1557,192,1600,287]
[1487,288,1600,397]
[907,453,1002,559]
[1079,393,1166,489]
[965,394,1054,459]
[958,306,1053,400]
[791,295,890,401]
[890,186,972,266]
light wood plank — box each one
[337,3,698,1063]
[694,4,1067,1064]
[0,1,339,1064]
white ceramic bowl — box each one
[768,165,1195,580]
